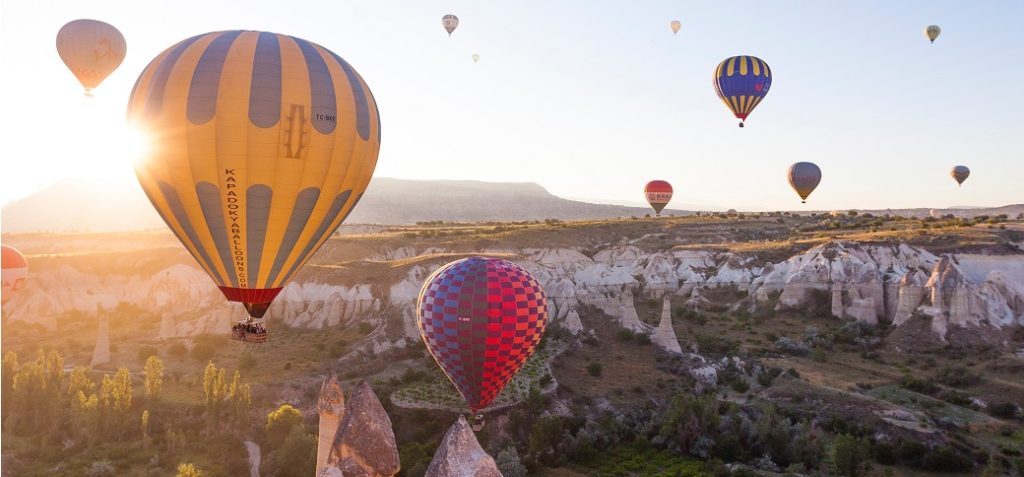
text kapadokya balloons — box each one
[644,180,673,215]
[128,31,381,319]
[714,56,772,127]
[788,162,822,203]
[670,20,681,34]
[951,165,970,186]
[1,245,28,305]
[56,19,126,96]
[417,257,548,413]
[442,14,460,36]
[925,25,941,43]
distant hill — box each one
[0,177,684,233]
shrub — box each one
[617,329,636,342]
[190,341,217,361]
[137,345,159,361]
[935,366,982,388]
[922,445,974,472]
[168,342,187,358]
[831,434,869,476]
[265,404,304,450]
[988,402,1019,419]
[587,362,603,377]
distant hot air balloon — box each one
[670,20,682,34]
[713,56,772,127]
[442,14,460,36]
[417,257,548,426]
[1,245,28,305]
[644,180,673,216]
[56,19,126,96]
[788,162,821,203]
[128,31,381,342]
[951,165,970,186]
[925,25,941,43]
[472,53,480,63]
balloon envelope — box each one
[714,56,772,127]
[56,19,126,94]
[472,53,480,63]
[925,25,941,43]
[1,245,28,305]
[951,165,970,186]
[128,31,381,318]
[670,20,681,34]
[788,162,821,203]
[417,257,549,413]
[442,14,459,36]
[644,180,673,215]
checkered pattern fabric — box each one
[417,257,549,413]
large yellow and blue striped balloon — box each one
[713,55,771,127]
[128,31,381,318]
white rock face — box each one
[424,416,502,477]
[652,296,682,354]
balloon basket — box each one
[470,414,485,431]
[231,320,268,343]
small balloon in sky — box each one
[443,14,459,36]
[472,53,480,63]
[670,20,681,34]
[950,165,969,186]
[714,56,772,128]
[925,25,941,43]
[788,162,822,203]
[644,180,673,216]
[56,19,126,96]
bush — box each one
[922,445,974,472]
[831,434,869,476]
[265,404,304,450]
[617,329,636,342]
[988,402,1019,419]
[587,362,603,377]
[496,446,527,477]
[137,346,159,361]
[935,366,982,388]
[190,341,217,361]
[168,342,187,358]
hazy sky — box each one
[1,1,1021,211]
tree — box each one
[527,416,564,458]
[263,426,317,477]
[175,463,203,477]
[660,393,720,455]
[265,404,304,450]
[1,351,18,425]
[202,361,228,433]
[141,410,151,447]
[144,355,164,404]
[496,446,528,477]
[228,370,252,431]
[831,434,869,477]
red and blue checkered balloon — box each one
[417,257,548,413]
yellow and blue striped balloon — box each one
[713,55,771,127]
[128,31,381,318]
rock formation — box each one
[90,313,110,367]
[317,372,346,476]
[651,296,682,354]
[326,381,400,477]
[424,416,502,477]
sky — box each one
[0,1,1021,212]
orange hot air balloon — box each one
[128,31,381,342]
[56,19,126,96]
[644,180,673,215]
[2,245,28,305]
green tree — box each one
[228,370,252,431]
[1,351,18,425]
[660,393,720,455]
[831,434,869,477]
[175,462,203,477]
[202,361,228,433]
[144,355,164,404]
[71,391,100,446]
[496,446,528,477]
[527,415,564,457]
[263,426,317,477]
[265,404,304,450]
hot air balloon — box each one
[56,19,126,96]
[128,31,381,342]
[713,56,771,127]
[951,165,970,186]
[788,162,821,203]
[1,245,28,306]
[417,257,548,428]
[442,14,460,36]
[644,180,673,216]
[670,20,681,34]
[925,25,941,43]
[472,53,480,63]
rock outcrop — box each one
[326,381,400,477]
[424,416,502,477]
[652,296,682,354]
[317,372,346,476]
[90,314,110,367]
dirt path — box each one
[244,440,261,477]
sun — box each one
[117,124,152,167]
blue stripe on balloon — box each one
[249,32,282,128]
[291,37,337,135]
[325,50,372,141]
[187,31,244,125]
[143,34,203,121]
